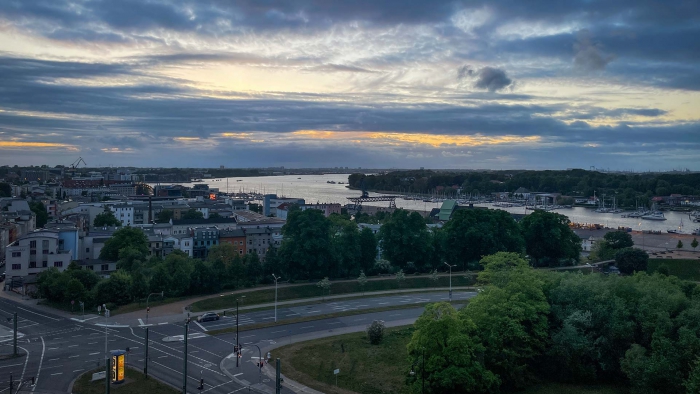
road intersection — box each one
[0,291,475,393]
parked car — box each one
[197,312,220,322]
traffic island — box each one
[72,367,179,394]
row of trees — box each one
[349,170,700,208]
[407,252,700,394]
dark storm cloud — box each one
[473,67,513,92]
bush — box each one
[615,248,649,274]
[367,320,385,345]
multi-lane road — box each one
[0,291,475,393]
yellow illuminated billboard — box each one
[111,353,126,383]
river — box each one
[153,174,699,234]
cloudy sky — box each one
[0,0,698,170]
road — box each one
[0,291,475,393]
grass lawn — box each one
[190,275,475,312]
[72,367,178,394]
[521,383,628,394]
[275,327,629,394]
[275,326,414,394]
[647,259,700,281]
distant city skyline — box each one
[0,1,698,169]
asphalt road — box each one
[0,291,475,393]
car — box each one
[197,312,220,322]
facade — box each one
[263,194,305,216]
[111,204,135,226]
[171,217,237,236]
[245,226,281,260]
[5,231,73,278]
[219,229,247,255]
[192,227,219,259]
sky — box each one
[0,0,698,170]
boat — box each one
[668,218,684,234]
[327,181,336,184]
[642,212,667,221]
[297,177,301,179]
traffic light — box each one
[198,378,204,391]
[147,307,150,313]
[237,351,242,358]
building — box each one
[171,217,237,236]
[262,194,305,216]
[5,230,74,278]
[245,226,279,259]
[111,204,135,226]
[192,227,219,259]
[219,229,247,255]
[276,202,342,220]
[20,170,50,182]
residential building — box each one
[192,227,219,259]
[171,217,236,236]
[111,204,134,226]
[5,230,73,278]
[262,194,305,216]
[245,226,281,260]
[219,229,247,255]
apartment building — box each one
[5,230,73,278]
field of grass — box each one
[72,367,178,394]
[648,259,700,281]
[190,275,475,312]
[275,326,414,394]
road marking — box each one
[0,363,23,369]
[271,330,286,334]
[17,307,59,321]
[158,322,168,325]
[241,335,256,339]
[73,369,83,373]
[89,352,100,355]
[69,355,79,358]
[47,347,58,350]
[262,317,275,320]
[138,319,144,325]
[49,358,59,361]
[71,335,81,338]
[87,342,97,345]
[378,302,389,305]
[306,310,320,314]
[33,336,45,392]
[327,322,342,325]
[300,326,314,329]
[159,355,168,358]
[233,372,244,377]
[51,372,62,376]
[68,345,78,348]
[357,305,369,307]
[390,314,402,317]
[194,321,208,332]
[353,318,365,321]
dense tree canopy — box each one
[378,210,432,271]
[615,248,649,274]
[603,231,634,250]
[442,209,524,270]
[520,211,581,267]
[94,210,121,227]
[182,209,204,219]
[278,208,334,280]
[99,227,149,261]
[156,209,174,223]
[29,201,49,228]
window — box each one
[86,248,90,253]
[42,240,49,248]
[101,264,109,271]
[42,261,47,268]
[30,250,36,255]
[87,266,94,270]
[54,261,63,268]
[11,252,21,258]
[11,264,21,270]
[30,240,37,248]
[42,249,49,254]
[29,262,36,268]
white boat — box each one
[668,218,684,234]
[642,212,667,221]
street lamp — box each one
[639,222,645,251]
[272,274,281,323]
[443,262,456,301]
[409,347,425,394]
[146,291,164,324]
[236,296,246,368]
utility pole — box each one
[235,297,245,367]
[272,274,281,323]
[443,263,455,301]
[144,327,149,377]
[276,358,281,394]
[13,312,17,356]
[105,356,111,394]
[182,322,189,394]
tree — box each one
[603,231,634,250]
[183,209,204,219]
[443,209,525,271]
[358,227,378,274]
[99,227,149,261]
[520,210,581,267]
[430,269,439,282]
[317,277,331,300]
[248,203,262,214]
[245,252,263,285]
[378,210,431,270]
[357,271,368,294]
[156,209,174,223]
[408,302,499,394]
[366,320,385,345]
[93,210,121,227]
[278,208,333,280]
[588,240,616,261]
[95,270,133,306]
[66,267,100,291]
[686,357,700,394]
[148,264,172,295]
[64,278,86,304]
[678,240,685,249]
[692,238,699,251]
[130,269,149,299]
[29,201,49,228]
[329,216,361,277]
[615,248,649,274]
[116,246,147,272]
[477,252,529,287]
[0,182,11,197]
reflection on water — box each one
[154,174,699,233]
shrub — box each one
[367,320,385,345]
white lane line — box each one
[271,330,286,334]
[233,372,244,377]
[158,322,168,325]
[71,335,81,338]
[87,342,97,345]
[17,307,59,321]
[327,322,342,325]
[353,318,365,321]
[68,355,79,358]
[48,358,59,361]
[389,314,402,317]
[306,310,320,314]
[73,369,83,373]
[158,355,168,358]
[357,305,369,307]
[68,345,78,348]
[138,319,144,326]
[300,326,314,329]
[32,336,45,392]
[47,347,58,350]
[89,352,100,356]
[0,363,23,369]
[50,372,62,376]
[378,302,389,305]
[194,321,208,332]
[241,335,256,339]
[262,317,275,320]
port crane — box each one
[70,157,87,169]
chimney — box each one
[148,196,153,224]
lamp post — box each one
[639,222,645,251]
[443,262,456,301]
[409,347,425,394]
[272,274,281,323]
[236,296,245,368]
[146,291,164,324]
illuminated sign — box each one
[111,351,126,384]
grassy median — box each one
[73,367,178,394]
[190,275,475,312]
[647,258,700,280]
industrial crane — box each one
[70,157,87,169]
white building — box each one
[5,231,73,278]
[111,204,134,226]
